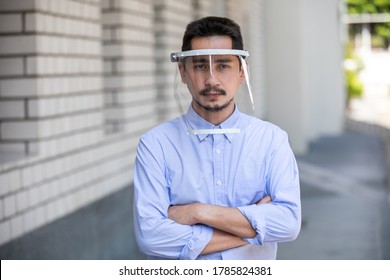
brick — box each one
[45,200,59,224]
[0,170,21,196]
[1,121,38,140]
[36,35,100,56]
[0,220,11,245]
[102,28,113,42]
[21,167,32,188]
[30,164,43,185]
[101,0,111,9]
[10,214,24,240]
[0,78,37,97]
[7,170,21,192]
[0,143,25,153]
[115,0,153,15]
[116,59,154,72]
[38,76,102,96]
[116,29,154,43]
[0,173,8,196]
[0,0,35,11]
[102,12,122,25]
[26,99,38,117]
[0,58,24,76]
[27,56,102,76]
[4,194,17,218]
[0,100,25,118]
[26,141,39,154]
[0,198,3,220]
[25,13,100,38]
[28,187,40,209]
[15,190,29,212]
[0,14,23,33]
[0,35,36,55]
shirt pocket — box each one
[231,163,267,207]
[167,168,212,205]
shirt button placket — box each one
[213,134,225,205]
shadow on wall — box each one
[0,186,146,260]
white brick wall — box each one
[0,0,108,245]
[102,0,157,134]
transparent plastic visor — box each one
[171,49,254,135]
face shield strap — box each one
[239,56,255,111]
[187,128,241,135]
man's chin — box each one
[198,101,232,112]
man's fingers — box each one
[256,195,272,205]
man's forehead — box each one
[190,35,233,49]
[189,55,237,62]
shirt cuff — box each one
[237,204,266,245]
[179,225,213,260]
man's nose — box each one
[205,70,220,86]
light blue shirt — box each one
[133,106,301,260]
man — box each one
[133,16,301,260]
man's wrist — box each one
[193,203,206,224]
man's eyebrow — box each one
[190,57,234,63]
[214,58,233,63]
[191,57,208,63]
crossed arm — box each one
[168,196,272,255]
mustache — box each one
[199,87,226,96]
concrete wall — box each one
[265,0,345,154]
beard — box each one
[194,87,233,112]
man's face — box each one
[179,36,245,113]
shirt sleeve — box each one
[237,132,301,245]
[133,135,213,259]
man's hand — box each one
[256,195,272,205]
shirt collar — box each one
[184,105,241,142]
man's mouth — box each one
[199,87,226,96]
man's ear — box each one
[178,63,187,84]
[240,62,247,84]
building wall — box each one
[265,0,345,154]
[0,0,155,247]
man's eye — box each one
[194,64,207,70]
[217,64,230,70]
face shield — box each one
[170,49,254,135]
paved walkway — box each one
[277,126,390,259]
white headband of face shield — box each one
[170,49,254,135]
[170,49,249,62]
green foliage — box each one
[345,70,364,100]
[346,0,390,13]
[345,0,390,48]
[344,44,365,101]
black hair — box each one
[181,16,244,51]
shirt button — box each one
[216,180,222,186]
[216,149,221,154]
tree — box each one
[346,0,390,48]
